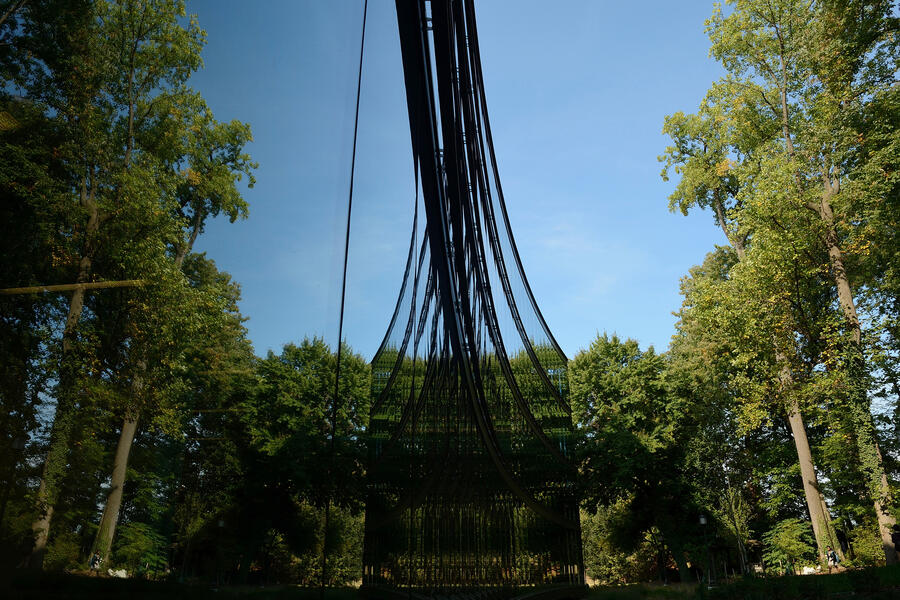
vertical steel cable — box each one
[322,1,367,597]
[407,159,418,597]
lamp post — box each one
[699,514,713,588]
[217,519,225,586]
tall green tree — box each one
[661,89,843,561]
[704,0,898,562]
[0,98,68,548]
[194,339,370,584]
[1,0,260,568]
[570,334,700,582]
[91,249,254,563]
[90,89,256,566]
[662,0,899,563]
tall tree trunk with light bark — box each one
[815,181,897,564]
[714,196,840,562]
[781,361,841,562]
[90,212,202,561]
[92,408,140,561]
[772,39,897,562]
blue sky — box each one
[188,1,729,361]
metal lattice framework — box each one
[362,1,583,595]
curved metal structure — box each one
[363,1,583,595]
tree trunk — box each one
[30,177,100,568]
[776,32,897,561]
[713,195,746,260]
[92,408,140,562]
[88,202,201,562]
[668,539,692,584]
[712,194,841,564]
[722,487,749,573]
[783,379,840,562]
[817,189,897,565]
[818,491,843,560]
[29,395,75,568]
[0,0,27,29]
[777,344,842,562]
[238,548,253,584]
[174,209,203,269]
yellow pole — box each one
[0,280,146,295]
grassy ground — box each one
[584,582,694,599]
[1,571,360,600]
[583,565,900,600]
[697,564,900,599]
[3,567,900,599]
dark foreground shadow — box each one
[694,565,900,600]
[4,568,900,600]
[1,571,360,600]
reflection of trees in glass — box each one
[365,329,581,588]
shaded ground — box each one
[584,565,900,600]
[585,582,694,599]
[697,564,900,600]
[3,567,900,600]
[1,572,359,600]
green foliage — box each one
[702,565,900,600]
[241,338,371,509]
[287,504,364,586]
[661,0,900,571]
[43,531,82,572]
[846,523,883,568]
[581,507,637,585]
[570,334,677,499]
[114,522,168,576]
[761,519,816,573]
[572,334,707,581]
[160,338,370,585]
